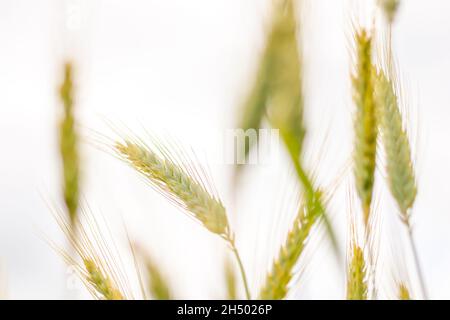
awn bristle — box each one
[115,140,230,238]
[58,62,80,225]
[346,245,368,300]
[352,29,377,226]
[374,70,416,221]
[259,193,321,300]
[83,258,124,300]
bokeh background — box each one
[0,0,449,299]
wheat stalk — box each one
[224,258,237,300]
[352,28,377,226]
[115,138,251,299]
[58,62,80,226]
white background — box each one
[0,0,449,299]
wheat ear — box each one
[266,0,305,159]
[52,207,131,300]
[374,70,416,220]
[141,254,172,300]
[398,282,410,300]
[58,62,80,225]
[378,0,400,24]
[352,29,377,226]
[259,192,321,299]
[347,245,368,300]
[235,0,304,169]
[83,258,124,300]
[115,139,251,299]
[375,7,428,296]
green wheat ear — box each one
[352,29,377,226]
[266,0,305,160]
[142,255,172,300]
[115,140,230,237]
[84,258,124,300]
[58,62,80,225]
[115,138,251,299]
[346,245,368,300]
[374,70,416,221]
[259,191,322,300]
[235,0,304,171]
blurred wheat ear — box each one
[115,138,251,299]
[235,0,339,259]
[135,247,172,300]
[351,29,377,226]
[58,62,80,226]
[398,282,410,300]
[259,192,322,299]
[378,0,400,24]
[347,245,368,300]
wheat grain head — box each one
[374,69,416,221]
[58,62,80,225]
[398,282,410,300]
[259,192,321,300]
[115,139,230,238]
[352,29,378,225]
[347,245,368,300]
[83,258,124,300]
[378,0,400,23]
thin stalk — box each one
[406,224,428,299]
[228,237,251,300]
[291,155,341,262]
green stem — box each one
[406,223,428,299]
[290,155,341,262]
[228,238,251,300]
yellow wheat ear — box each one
[351,28,377,226]
[347,245,368,300]
[58,62,80,226]
[398,282,410,300]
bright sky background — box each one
[1,0,450,299]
